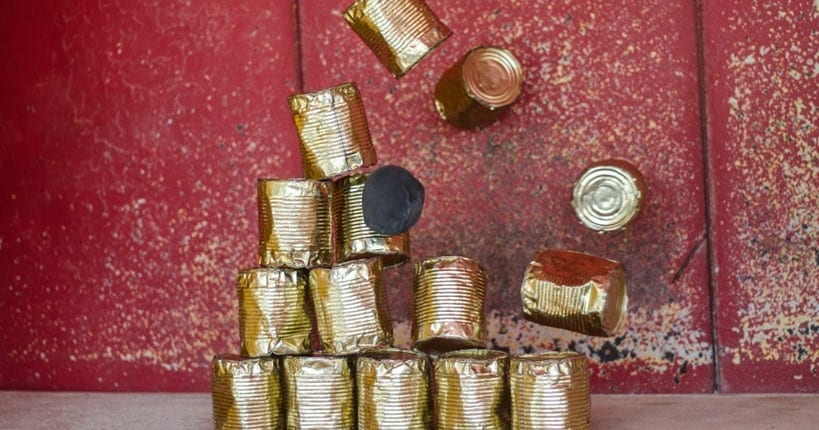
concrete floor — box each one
[1,392,816,429]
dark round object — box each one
[362,165,425,235]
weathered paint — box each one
[702,0,818,392]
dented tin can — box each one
[236,267,313,357]
[571,159,646,232]
[344,0,452,78]
[289,82,377,180]
[333,173,410,268]
[357,348,431,429]
[510,352,591,430]
[211,354,284,430]
[257,178,333,268]
[520,249,628,337]
[283,355,356,430]
[434,46,523,129]
[309,258,393,355]
[412,256,487,354]
[434,349,510,430]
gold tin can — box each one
[357,348,431,429]
[257,179,333,268]
[236,268,313,357]
[571,159,647,232]
[520,249,628,337]
[412,256,487,354]
[309,258,393,355]
[283,355,356,430]
[434,349,510,430]
[510,352,591,430]
[288,82,377,180]
[211,354,283,430]
[344,0,452,78]
[434,46,523,129]
[334,173,410,268]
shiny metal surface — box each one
[571,159,646,233]
[211,354,283,430]
[434,349,510,429]
[357,348,431,429]
[283,356,355,430]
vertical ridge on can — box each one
[510,352,591,430]
[284,356,356,430]
[288,82,377,180]
[357,349,431,429]
[236,267,313,357]
[412,256,487,353]
[434,349,510,430]
[520,249,628,337]
[309,258,393,355]
[334,173,410,268]
[211,354,283,430]
[257,179,333,268]
[344,0,452,78]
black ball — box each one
[362,165,425,235]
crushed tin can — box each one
[520,249,628,337]
[236,267,313,357]
[412,256,487,354]
[283,355,356,429]
[211,354,284,430]
[344,0,452,78]
[434,46,523,129]
[288,82,377,180]
[333,173,410,268]
[257,178,333,268]
[357,348,431,429]
[510,352,591,430]
[309,258,393,355]
[571,159,646,232]
[434,349,510,429]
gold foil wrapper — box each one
[357,349,431,429]
[288,82,377,180]
[572,159,647,232]
[334,173,410,268]
[412,256,487,353]
[284,355,356,430]
[236,268,313,357]
[510,352,591,430]
[211,354,283,430]
[521,249,628,337]
[257,179,333,268]
[434,349,510,430]
[309,258,393,355]
[344,0,452,78]
[435,46,524,129]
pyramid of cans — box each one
[211,1,632,429]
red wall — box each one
[0,0,815,392]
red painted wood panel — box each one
[0,0,301,390]
[300,0,713,393]
[702,0,818,392]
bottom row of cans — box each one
[212,348,590,430]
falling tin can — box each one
[333,173,410,268]
[211,354,284,430]
[288,82,377,180]
[257,178,333,268]
[283,355,356,430]
[309,258,393,355]
[344,0,452,78]
[510,352,591,430]
[520,249,628,337]
[571,159,647,232]
[434,46,524,129]
[412,256,487,354]
[357,348,432,429]
[236,267,313,357]
[434,349,510,430]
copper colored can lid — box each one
[571,159,646,232]
[463,46,523,109]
